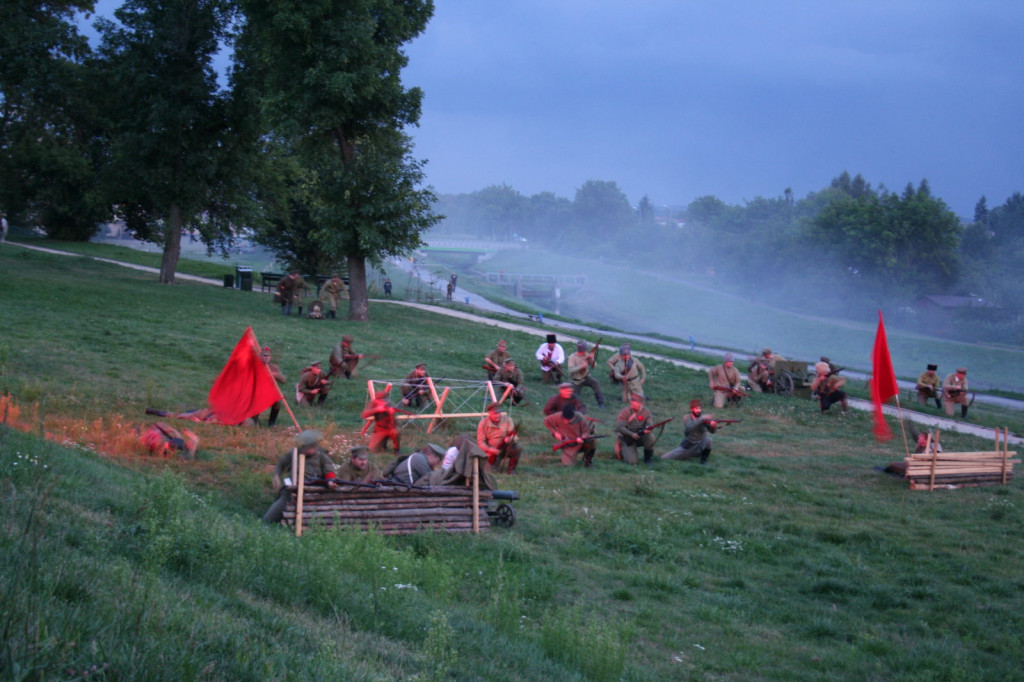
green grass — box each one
[2,245,1024,680]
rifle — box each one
[308,478,379,490]
[825,366,845,379]
[633,417,675,437]
[552,434,608,451]
[709,419,742,426]
[714,385,750,398]
[371,478,430,491]
[587,337,603,363]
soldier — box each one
[543,382,586,416]
[296,360,330,406]
[544,402,597,467]
[916,364,943,409]
[608,344,646,404]
[262,430,338,523]
[259,346,286,426]
[483,339,510,380]
[615,393,656,466]
[810,361,848,415]
[568,341,605,408]
[320,274,348,319]
[494,357,527,405]
[401,363,431,407]
[276,271,306,316]
[534,334,565,383]
[477,402,521,474]
[384,443,444,486]
[361,396,402,454]
[942,367,970,419]
[662,399,717,464]
[328,335,363,380]
[748,347,783,393]
[140,422,199,459]
[335,445,380,485]
[708,352,743,408]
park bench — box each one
[282,484,517,535]
[902,429,1017,490]
[260,271,284,292]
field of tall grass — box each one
[2,242,1023,680]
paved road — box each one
[11,241,1022,445]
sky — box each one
[398,1,1024,217]
[82,1,1024,218]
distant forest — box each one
[430,174,1024,345]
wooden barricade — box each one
[903,428,1018,490]
[283,485,493,535]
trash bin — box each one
[223,274,234,288]
[236,266,253,292]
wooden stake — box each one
[295,452,306,537]
[473,457,480,534]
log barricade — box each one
[283,485,493,534]
[903,428,1017,490]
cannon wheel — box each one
[775,372,795,397]
[491,503,515,528]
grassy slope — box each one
[2,244,1023,681]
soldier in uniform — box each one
[361,396,401,454]
[385,443,444,486]
[263,430,338,523]
[276,271,306,316]
[543,382,586,416]
[401,363,431,407]
[259,346,286,426]
[328,335,364,380]
[615,393,656,465]
[477,403,521,474]
[942,367,970,419]
[335,445,380,485]
[483,339,510,380]
[662,399,717,464]
[568,341,605,408]
[608,344,646,404]
[708,352,742,408]
[916,364,943,409]
[810,361,848,415]
[296,360,330,405]
[494,357,527,405]
[748,347,783,393]
[544,402,597,467]
[320,274,348,319]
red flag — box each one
[207,327,283,425]
[870,311,899,441]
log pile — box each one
[283,485,493,534]
[904,428,1018,490]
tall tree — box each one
[238,0,440,321]
[571,180,634,244]
[0,1,108,238]
[95,0,253,283]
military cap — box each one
[295,430,324,448]
[350,445,369,459]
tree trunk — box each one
[347,254,368,321]
[160,202,183,284]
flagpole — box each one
[893,396,911,458]
[252,328,302,431]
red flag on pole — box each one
[870,310,899,441]
[207,327,283,425]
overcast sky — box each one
[400,1,1024,217]
[84,1,1023,218]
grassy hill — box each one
[2,243,1023,680]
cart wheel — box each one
[493,503,515,528]
[776,372,795,397]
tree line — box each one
[0,0,440,320]
[431,174,1024,344]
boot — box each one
[584,452,593,468]
[961,405,969,419]
[284,303,292,316]
[700,448,711,465]
[317,392,327,406]
[281,304,288,315]
[643,448,654,466]
[935,397,942,409]
[268,406,279,427]
[507,456,518,475]
[298,305,303,316]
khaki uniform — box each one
[568,351,605,407]
[916,370,942,406]
[544,411,596,466]
[615,404,655,465]
[941,372,969,417]
[708,364,742,408]
[608,355,646,403]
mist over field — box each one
[473,250,1024,393]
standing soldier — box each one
[544,403,597,467]
[320,274,348,319]
[708,353,743,408]
[568,340,605,408]
[277,270,307,316]
[608,344,646,404]
[916,363,942,409]
[942,367,970,419]
[615,393,657,465]
[477,403,521,474]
